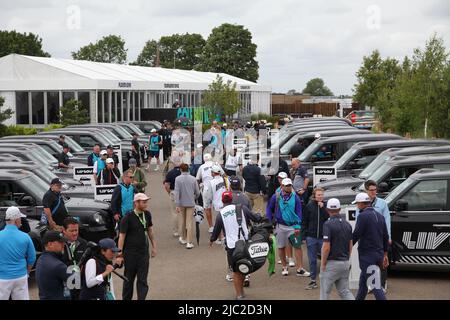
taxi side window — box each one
[314,143,336,161]
[354,149,379,169]
[0,181,17,207]
[385,166,424,191]
[400,180,448,211]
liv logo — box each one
[402,232,450,250]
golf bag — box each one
[231,205,273,275]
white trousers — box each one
[0,275,29,300]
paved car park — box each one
[26,169,450,300]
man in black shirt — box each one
[58,135,65,147]
[164,160,181,237]
[61,217,87,300]
[116,193,156,300]
[320,198,354,300]
[42,178,69,231]
[289,138,306,159]
[35,231,69,300]
[131,133,140,162]
[58,144,71,169]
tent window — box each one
[47,92,60,124]
[63,92,75,106]
[78,91,90,122]
[32,92,45,124]
[15,91,29,125]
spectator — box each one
[87,144,101,166]
[110,170,136,223]
[174,163,200,249]
[106,145,120,168]
[58,143,71,169]
[93,150,108,180]
[164,158,182,238]
[146,129,162,171]
[58,135,66,147]
[128,144,141,168]
[41,178,68,232]
[229,176,251,210]
[352,193,389,300]
[117,193,156,300]
[302,188,329,290]
[266,178,310,277]
[320,198,354,300]
[267,157,290,199]
[97,158,121,185]
[129,158,147,193]
[224,148,242,177]
[242,157,266,215]
[289,138,306,159]
[291,158,310,205]
[0,207,36,300]
[35,231,69,300]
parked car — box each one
[131,121,162,134]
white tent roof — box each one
[0,54,271,92]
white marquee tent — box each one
[0,54,271,126]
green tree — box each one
[131,39,158,66]
[72,35,127,64]
[198,23,259,82]
[0,96,14,137]
[60,99,89,126]
[302,78,334,96]
[201,75,241,121]
[0,30,50,58]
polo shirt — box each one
[42,189,68,226]
[164,167,181,190]
[120,210,153,254]
[323,216,353,261]
[35,251,69,300]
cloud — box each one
[1,0,449,94]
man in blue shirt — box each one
[355,180,391,292]
[35,231,69,300]
[352,193,389,301]
[0,207,36,300]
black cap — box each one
[42,231,65,245]
[107,145,114,150]
[229,176,241,189]
[98,238,120,252]
[51,178,63,185]
[59,135,65,139]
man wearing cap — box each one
[291,158,310,205]
[131,132,141,162]
[58,135,66,147]
[128,143,141,168]
[97,158,121,185]
[42,178,69,231]
[203,164,230,239]
[0,207,36,300]
[210,191,262,300]
[302,187,329,290]
[267,157,290,199]
[93,150,108,181]
[230,176,251,210]
[58,143,71,169]
[87,144,101,167]
[129,158,147,193]
[117,193,156,300]
[164,157,182,237]
[35,231,70,300]
[266,178,310,277]
[147,129,162,171]
[174,163,200,249]
[79,238,119,300]
[110,170,136,222]
[319,198,354,300]
[357,180,391,293]
[352,192,389,300]
[106,145,120,168]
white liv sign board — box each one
[94,184,117,202]
[73,167,94,186]
[345,205,360,290]
[313,166,337,187]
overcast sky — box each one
[1,0,449,94]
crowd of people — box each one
[0,119,391,301]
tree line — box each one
[353,34,450,138]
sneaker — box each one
[243,275,250,287]
[281,267,289,276]
[277,260,282,264]
[208,227,214,233]
[178,237,187,245]
[235,295,246,300]
[215,239,224,245]
[225,274,233,282]
[288,258,296,267]
[173,232,179,237]
[305,281,318,290]
[186,243,194,249]
[145,165,150,170]
[296,268,311,277]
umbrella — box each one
[193,205,205,245]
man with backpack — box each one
[97,158,121,185]
[266,178,310,277]
[42,178,68,232]
[210,191,262,300]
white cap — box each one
[100,150,107,156]
[204,153,212,161]
[277,172,288,179]
[223,123,227,127]
[196,143,203,149]
[352,192,371,204]
[134,193,150,202]
[5,206,26,221]
[314,133,321,139]
[106,158,114,164]
[326,198,341,210]
[281,178,293,186]
[151,129,157,133]
[211,165,222,174]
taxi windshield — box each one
[299,140,321,162]
[384,176,415,206]
[358,162,392,191]
[359,153,391,179]
[334,148,359,169]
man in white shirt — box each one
[224,148,242,177]
[203,165,229,235]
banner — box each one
[94,184,117,202]
[73,167,94,186]
[313,166,337,187]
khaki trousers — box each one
[179,207,195,244]
[169,191,180,235]
[245,192,264,216]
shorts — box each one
[275,224,296,249]
[149,150,159,158]
[226,248,237,272]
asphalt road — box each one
[29,165,450,300]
